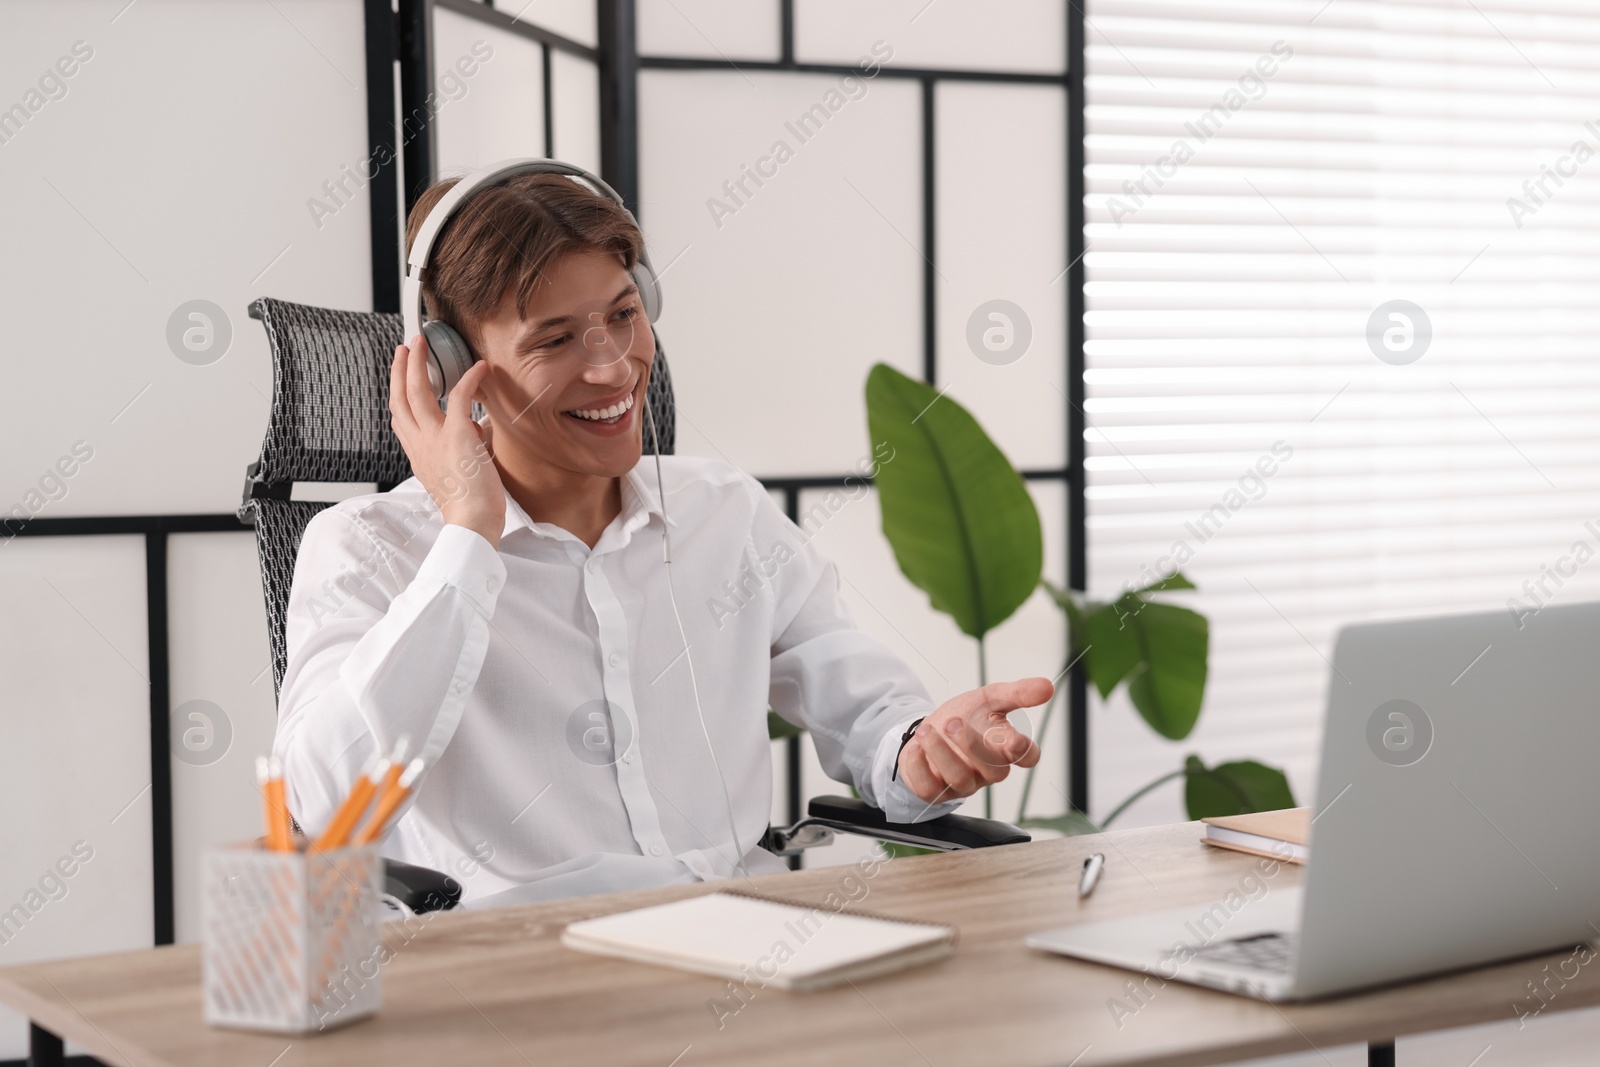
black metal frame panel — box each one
[1066,0,1088,816]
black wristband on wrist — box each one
[890,717,927,781]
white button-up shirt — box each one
[274,456,956,905]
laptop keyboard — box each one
[1191,931,1295,974]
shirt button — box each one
[650,844,664,857]
[452,681,467,695]
[486,577,499,593]
[608,652,621,668]
[586,558,599,574]
[622,751,633,764]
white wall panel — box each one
[0,536,152,1059]
[793,481,1067,867]
[0,0,371,519]
[638,0,780,60]
[550,51,601,173]
[796,0,1064,75]
[166,531,278,944]
[504,0,597,49]
[638,69,922,476]
[935,81,1068,471]
[433,5,545,176]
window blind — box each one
[1084,0,1600,824]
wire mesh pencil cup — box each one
[201,841,385,1033]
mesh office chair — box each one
[241,296,1029,913]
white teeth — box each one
[570,391,635,422]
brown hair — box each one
[403,172,645,352]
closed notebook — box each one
[561,891,954,992]
[1201,807,1309,864]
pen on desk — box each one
[353,758,425,845]
[313,754,390,852]
[1078,852,1106,898]
[258,755,293,852]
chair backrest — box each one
[242,296,676,697]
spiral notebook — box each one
[561,891,955,991]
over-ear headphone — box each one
[401,157,663,401]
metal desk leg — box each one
[1368,1040,1395,1066]
[29,1022,64,1067]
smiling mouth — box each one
[564,389,636,425]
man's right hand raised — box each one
[388,333,506,550]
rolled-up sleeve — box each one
[274,509,506,836]
[759,492,961,824]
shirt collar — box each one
[497,461,666,545]
[500,489,538,541]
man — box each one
[274,171,1050,904]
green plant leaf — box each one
[1018,812,1101,837]
[1183,756,1296,820]
[1040,577,1076,613]
[1122,600,1209,740]
[1132,572,1197,595]
[1041,578,1092,646]
[767,710,804,741]
[1041,573,1205,731]
[1082,600,1143,699]
[866,363,1042,639]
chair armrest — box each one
[383,858,461,914]
[802,795,1030,851]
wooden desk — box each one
[4,823,1597,1067]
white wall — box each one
[639,0,780,59]
[0,0,371,1056]
[637,67,926,475]
[796,0,1063,74]
[0,537,153,1060]
[167,532,279,945]
[0,0,373,521]
[433,4,547,177]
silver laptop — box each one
[1028,600,1600,1001]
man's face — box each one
[473,249,654,479]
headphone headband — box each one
[401,157,662,399]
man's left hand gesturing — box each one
[896,677,1052,804]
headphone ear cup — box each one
[422,321,476,401]
[633,263,663,323]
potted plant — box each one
[864,364,1294,833]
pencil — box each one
[312,754,390,852]
[374,736,410,799]
[257,755,293,852]
[353,758,425,845]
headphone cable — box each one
[644,397,750,881]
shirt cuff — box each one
[871,715,964,824]
[417,522,507,615]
